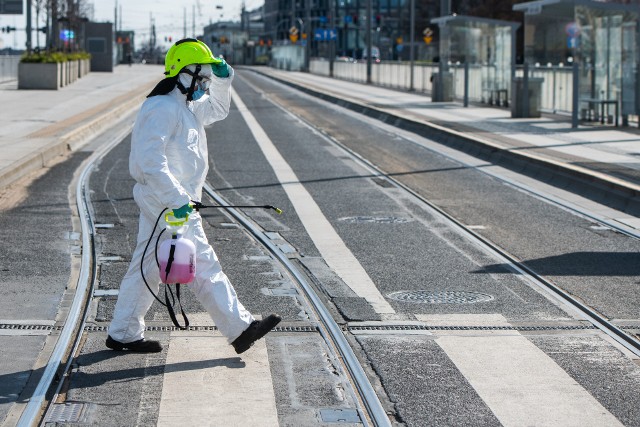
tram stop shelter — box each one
[431,15,519,106]
[514,0,640,126]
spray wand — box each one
[191,201,283,214]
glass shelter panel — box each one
[517,0,639,120]
[577,6,638,116]
[434,16,517,105]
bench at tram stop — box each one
[489,89,509,107]
[580,97,619,127]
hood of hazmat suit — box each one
[130,46,233,215]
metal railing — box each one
[310,58,577,115]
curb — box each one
[251,68,640,216]
[0,86,150,190]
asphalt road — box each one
[2,69,640,426]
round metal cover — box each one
[387,290,494,304]
[340,216,409,224]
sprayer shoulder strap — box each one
[164,284,190,330]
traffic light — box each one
[375,15,381,26]
[1,26,16,33]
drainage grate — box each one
[82,325,318,333]
[45,402,93,423]
[349,324,598,332]
[0,324,60,331]
[387,290,494,304]
[340,216,410,224]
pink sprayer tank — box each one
[158,235,196,284]
[157,211,197,284]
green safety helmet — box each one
[164,38,222,78]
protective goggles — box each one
[196,75,212,91]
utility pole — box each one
[51,0,58,50]
[149,12,153,51]
[436,0,451,102]
[152,17,156,51]
[192,5,195,37]
[26,0,32,52]
[183,7,187,39]
[305,0,310,72]
[409,0,415,91]
[366,0,372,83]
[329,0,335,77]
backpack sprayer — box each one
[141,201,282,329]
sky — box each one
[0,0,264,51]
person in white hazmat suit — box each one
[106,38,281,354]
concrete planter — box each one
[60,61,67,87]
[68,61,77,85]
[18,58,91,90]
[18,62,61,89]
[78,59,90,78]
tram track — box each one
[14,126,133,427]
[12,75,639,426]
[14,120,392,426]
[252,80,640,359]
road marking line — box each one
[158,326,278,426]
[425,314,623,427]
[231,87,395,314]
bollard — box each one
[464,61,469,107]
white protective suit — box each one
[108,65,255,344]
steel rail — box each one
[251,74,640,357]
[248,69,639,240]
[321,132,640,358]
[16,167,95,427]
[17,126,131,427]
[202,183,391,427]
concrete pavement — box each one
[0,64,163,189]
[1,63,639,221]
[249,67,640,219]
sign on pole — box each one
[423,28,433,44]
[0,0,23,14]
[314,28,337,41]
[289,25,299,43]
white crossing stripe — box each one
[418,314,623,427]
[158,327,278,427]
[231,87,395,314]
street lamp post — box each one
[437,0,451,102]
[330,0,335,77]
[366,0,372,83]
[409,0,415,91]
[305,0,311,72]
[26,0,32,52]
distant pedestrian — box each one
[126,51,133,66]
[106,38,281,354]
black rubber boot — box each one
[106,335,163,353]
[231,314,282,354]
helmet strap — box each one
[177,64,202,102]
[184,64,202,101]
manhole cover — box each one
[387,290,494,304]
[340,216,409,224]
